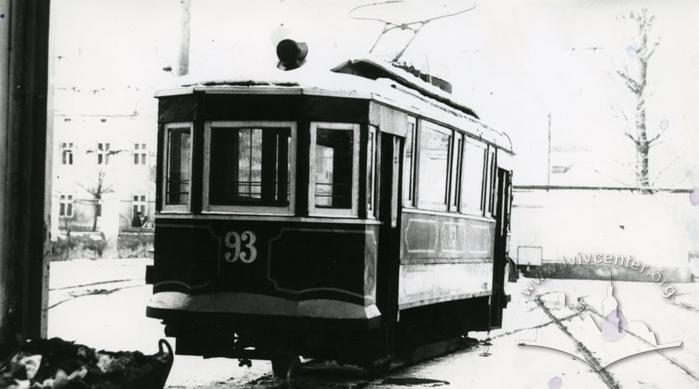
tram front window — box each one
[314,128,353,209]
[209,127,290,206]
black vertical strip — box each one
[445,131,453,207]
[261,130,276,202]
[23,0,50,342]
[488,146,498,215]
[296,120,310,216]
[413,119,422,208]
[155,124,164,212]
[229,130,239,203]
[0,0,51,353]
[481,147,487,215]
[358,124,368,219]
[190,94,204,214]
[208,128,218,203]
[277,130,289,204]
[166,131,179,204]
[207,128,221,204]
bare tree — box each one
[79,170,114,232]
[60,216,74,261]
[617,8,665,188]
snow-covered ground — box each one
[48,259,269,388]
[48,259,699,388]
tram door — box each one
[376,133,402,351]
[490,167,512,327]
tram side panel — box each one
[398,211,496,333]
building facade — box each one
[50,87,157,256]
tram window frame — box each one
[449,132,464,212]
[486,146,497,217]
[402,117,417,207]
[308,122,360,218]
[416,121,453,212]
[366,125,377,218]
[162,123,193,213]
[202,121,297,216]
[460,138,487,216]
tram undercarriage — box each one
[151,295,493,376]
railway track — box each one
[48,278,146,310]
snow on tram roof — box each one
[156,59,513,153]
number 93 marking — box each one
[224,230,257,264]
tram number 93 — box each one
[223,231,257,264]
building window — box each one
[97,142,110,165]
[417,122,452,211]
[402,118,417,206]
[61,142,74,165]
[59,194,73,217]
[461,139,487,214]
[164,124,192,209]
[133,143,147,165]
[132,195,147,216]
[308,122,359,217]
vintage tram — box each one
[146,44,514,377]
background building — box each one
[50,86,157,257]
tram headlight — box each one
[276,39,308,71]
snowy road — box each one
[48,259,699,389]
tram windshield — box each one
[209,126,291,206]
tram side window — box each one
[450,134,464,211]
[402,119,417,206]
[486,148,497,217]
[417,123,452,211]
[164,126,191,207]
[209,127,290,206]
[461,140,486,214]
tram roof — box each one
[156,58,513,153]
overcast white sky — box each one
[50,0,699,186]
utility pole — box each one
[547,112,552,187]
[177,0,191,76]
[0,0,52,358]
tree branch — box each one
[624,132,640,145]
[651,156,679,186]
[617,70,641,95]
[647,126,667,146]
[645,40,659,61]
[592,168,632,186]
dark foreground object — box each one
[0,338,173,389]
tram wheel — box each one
[271,354,300,379]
